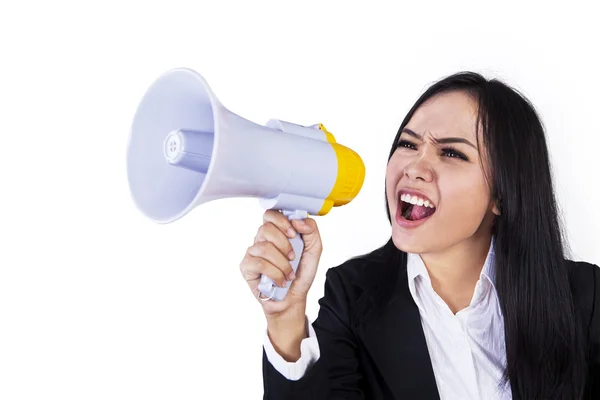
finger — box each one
[254,223,295,259]
[241,253,289,288]
[291,217,318,234]
[263,210,297,239]
[247,241,295,280]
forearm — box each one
[266,300,307,362]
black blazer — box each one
[262,239,600,399]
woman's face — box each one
[386,90,498,254]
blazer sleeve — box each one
[586,264,600,397]
[262,267,365,399]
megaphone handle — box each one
[257,215,305,301]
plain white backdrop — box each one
[1,1,598,399]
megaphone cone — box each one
[127,68,366,300]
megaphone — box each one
[126,68,366,301]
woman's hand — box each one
[239,209,323,318]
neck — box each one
[420,231,493,314]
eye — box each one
[442,147,469,161]
[396,140,470,162]
[396,140,417,150]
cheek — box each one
[385,173,396,212]
[385,158,407,204]
[439,173,491,223]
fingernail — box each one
[295,219,305,227]
[288,271,296,280]
[287,228,296,237]
[288,250,295,260]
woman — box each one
[239,72,600,399]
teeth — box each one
[400,193,435,208]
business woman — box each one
[239,72,600,399]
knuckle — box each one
[255,257,266,270]
[253,242,265,257]
[257,241,272,255]
[263,209,279,222]
[262,222,276,235]
[256,224,265,236]
[269,212,289,228]
[256,224,269,240]
[240,253,254,268]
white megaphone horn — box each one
[126,68,366,301]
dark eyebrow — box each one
[401,128,477,149]
[401,128,422,140]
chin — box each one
[391,228,433,255]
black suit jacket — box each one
[262,239,600,399]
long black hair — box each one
[376,72,587,399]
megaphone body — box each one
[127,68,365,301]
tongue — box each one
[410,204,435,221]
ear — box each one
[491,199,501,216]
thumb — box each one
[291,217,322,256]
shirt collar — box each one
[407,236,497,290]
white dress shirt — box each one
[263,240,512,399]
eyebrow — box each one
[401,128,477,149]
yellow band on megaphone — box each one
[316,124,366,216]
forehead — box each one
[406,90,479,140]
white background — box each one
[1,1,598,399]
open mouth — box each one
[399,192,437,222]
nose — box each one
[404,157,434,182]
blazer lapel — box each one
[356,250,440,399]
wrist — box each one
[265,300,308,362]
[266,298,307,326]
